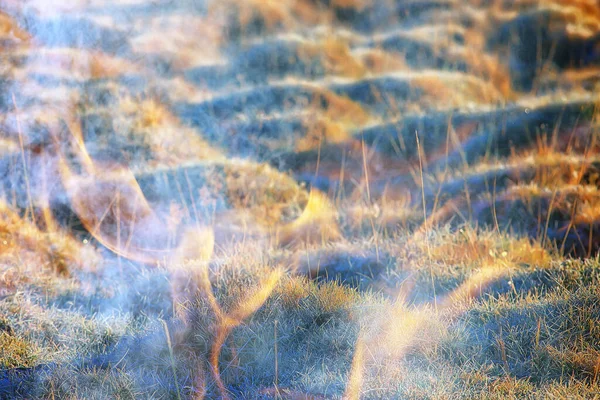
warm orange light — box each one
[277,188,341,248]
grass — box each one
[0,332,38,370]
[3,221,600,398]
[2,0,600,398]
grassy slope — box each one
[2,218,600,398]
[1,0,600,399]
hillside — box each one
[1,0,600,398]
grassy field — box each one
[1,0,600,398]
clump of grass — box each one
[411,72,506,107]
[224,162,309,227]
[0,11,30,43]
[0,331,38,369]
[303,37,367,78]
[116,95,223,167]
[0,199,100,284]
[426,227,552,268]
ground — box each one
[1,0,600,398]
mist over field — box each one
[1,0,600,398]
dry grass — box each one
[0,332,38,369]
[2,0,600,398]
[2,219,600,398]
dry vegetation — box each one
[1,0,600,398]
